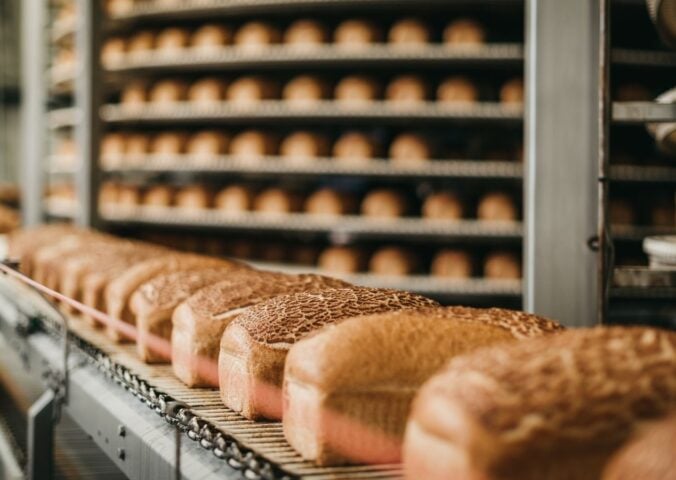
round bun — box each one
[609,198,637,226]
[120,81,147,105]
[334,75,380,105]
[443,18,486,45]
[234,22,281,50]
[500,77,524,104]
[55,137,77,163]
[431,249,472,278]
[483,251,521,279]
[422,191,464,220]
[386,75,428,104]
[333,132,378,164]
[437,76,479,104]
[317,246,364,273]
[230,130,277,159]
[388,18,431,45]
[253,188,301,214]
[155,27,190,53]
[175,185,212,210]
[214,185,254,213]
[188,77,227,104]
[100,132,126,167]
[127,30,155,53]
[125,133,150,157]
[149,79,189,104]
[280,131,330,162]
[143,185,174,207]
[389,133,432,165]
[369,247,417,276]
[101,37,126,65]
[283,75,329,105]
[304,188,356,216]
[284,20,328,48]
[118,185,142,206]
[186,130,229,159]
[190,24,231,50]
[150,132,188,155]
[360,189,407,218]
[226,76,278,105]
[615,83,652,102]
[54,47,76,68]
[105,0,133,17]
[477,192,518,221]
[99,182,120,206]
[334,19,382,47]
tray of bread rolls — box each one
[5,224,676,480]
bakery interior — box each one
[0,0,675,479]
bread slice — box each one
[219,288,438,421]
[130,265,245,363]
[403,327,676,480]
[171,271,350,388]
[283,307,563,465]
[103,254,231,342]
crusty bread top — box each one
[285,306,562,390]
[183,271,350,320]
[234,288,438,347]
[411,327,676,470]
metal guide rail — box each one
[0,269,403,480]
[612,101,676,123]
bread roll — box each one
[443,18,486,45]
[477,192,517,221]
[214,185,254,213]
[500,77,524,104]
[142,185,174,207]
[150,132,188,155]
[386,75,428,104]
[404,327,676,480]
[616,83,652,101]
[333,132,378,164]
[280,131,330,162]
[149,79,189,104]
[175,185,212,210]
[105,0,134,17]
[284,20,328,48]
[101,37,126,65]
[118,185,142,206]
[389,133,432,166]
[304,188,356,216]
[186,130,229,159]
[188,77,227,104]
[422,192,464,220]
[226,76,278,105]
[651,203,674,227]
[125,133,150,157]
[291,245,319,265]
[602,414,676,480]
[172,272,349,386]
[120,81,147,106]
[230,130,277,159]
[234,22,281,51]
[283,75,329,106]
[437,76,479,104]
[369,247,416,276]
[127,30,156,53]
[284,307,562,465]
[334,19,382,48]
[56,2,76,23]
[130,265,245,363]
[190,24,231,51]
[484,251,521,279]
[155,27,190,53]
[334,75,380,105]
[609,198,637,226]
[388,19,431,45]
[318,246,365,274]
[220,287,437,419]
[99,182,120,207]
[431,249,472,278]
[54,47,76,68]
[100,132,126,166]
[253,188,301,214]
[361,189,407,218]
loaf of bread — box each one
[188,77,227,104]
[150,132,188,155]
[98,181,120,207]
[230,130,277,159]
[175,185,212,210]
[130,265,246,363]
[334,75,381,105]
[361,189,407,218]
[404,327,676,480]
[105,0,133,17]
[220,287,438,419]
[142,185,174,207]
[477,192,518,221]
[437,76,479,104]
[149,79,189,104]
[190,24,231,51]
[100,132,126,167]
[214,185,254,213]
[125,133,150,157]
[431,249,473,278]
[388,19,431,45]
[369,247,417,276]
[317,246,365,274]
[226,76,279,105]
[186,130,229,159]
[254,188,301,215]
[155,27,190,53]
[389,133,432,165]
[118,185,142,206]
[334,19,382,48]
[101,37,126,65]
[172,272,349,386]
[120,81,147,106]
[443,18,486,45]
[280,131,330,162]
[484,251,521,279]
[284,20,328,48]
[127,30,155,53]
[602,414,676,480]
[386,75,429,104]
[500,77,524,104]
[234,21,281,50]
[422,192,464,220]
[283,75,329,106]
[304,188,356,216]
[333,132,378,164]
[284,306,562,465]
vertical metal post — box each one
[524,0,601,326]
[20,0,46,226]
[74,0,102,228]
[27,390,55,480]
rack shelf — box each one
[44,200,78,219]
[611,225,676,242]
[609,165,676,183]
[612,102,676,124]
[100,206,523,241]
[100,101,523,125]
[47,107,79,129]
[611,49,676,67]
